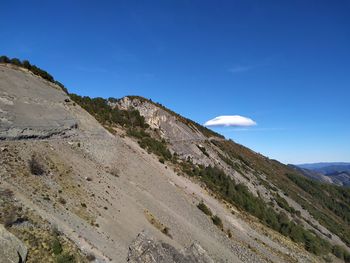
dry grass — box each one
[144,209,172,238]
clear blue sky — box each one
[1,0,350,164]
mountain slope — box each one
[295,163,350,186]
[0,60,349,263]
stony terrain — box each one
[0,63,348,263]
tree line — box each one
[0,55,67,93]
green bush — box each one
[138,137,172,160]
[0,55,67,92]
[332,245,350,262]
[0,55,10,63]
[69,94,148,130]
[197,201,212,216]
[212,215,223,229]
[52,237,63,255]
[274,193,295,214]
[56,253,75,263]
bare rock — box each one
[127,231,213,263]
[0,224,27,263]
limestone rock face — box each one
[127,231,214,263]
[0,224,27,263]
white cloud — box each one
[204,115,257,127]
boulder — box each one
[127,231,213,263]
[0,224,27,263]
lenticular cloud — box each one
[204,115,256,127]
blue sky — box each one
[1,0,349,164]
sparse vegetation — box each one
[86,253,96,261]
[52,237,63,255]
[144,209,172,238]
[332,245,350,262]
[211,139,350,258]
[56,253,75,263]
[138,136,172,160]
[285,172,350,247]
[109,167,120,177]
[3,207,16,228]
[197,144,209,157]
[197,201,212,216]
[273,193,296,214]
[212,215,223,229]
[68,94,175,162]
[126,96,224,139]
[0,55,68,93]
[126,128,172,161]
[180,163,336,256]
[58,197,67,205]
[29,154,45,175]
[69,94,148,129]
[0,187,87,263]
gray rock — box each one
[0,224,27,263]
[127,231,213,263]
[0,64,77,140]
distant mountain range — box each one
[291,162,350,187]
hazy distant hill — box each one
[298,162,350,171]
[295,163,350,187]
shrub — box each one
[86,253,96,261]
[58,197,66,205]
[332,245,350,262]
[3,207,16,228]
[212,215,223,229]
[197,201,212,216]
[197,144,209,157]
[0,56,68,93]
[0,55,10,63]
[29,155,44,175]
[138,137,172,160]
[69,94,147,129]
[56,253,75,263]
[10,58,21,66]
[52,237,63,255]
[274,193,295,213]
[162,227,171,237]
[227,229,232,238]
[109,167,120,177]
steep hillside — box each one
[0,60,349,263]
[288,165,333,184]
[111,96,350,259]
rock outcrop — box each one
[127,231,213,263]
[0,224,27,263]
[0,64,77,140]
